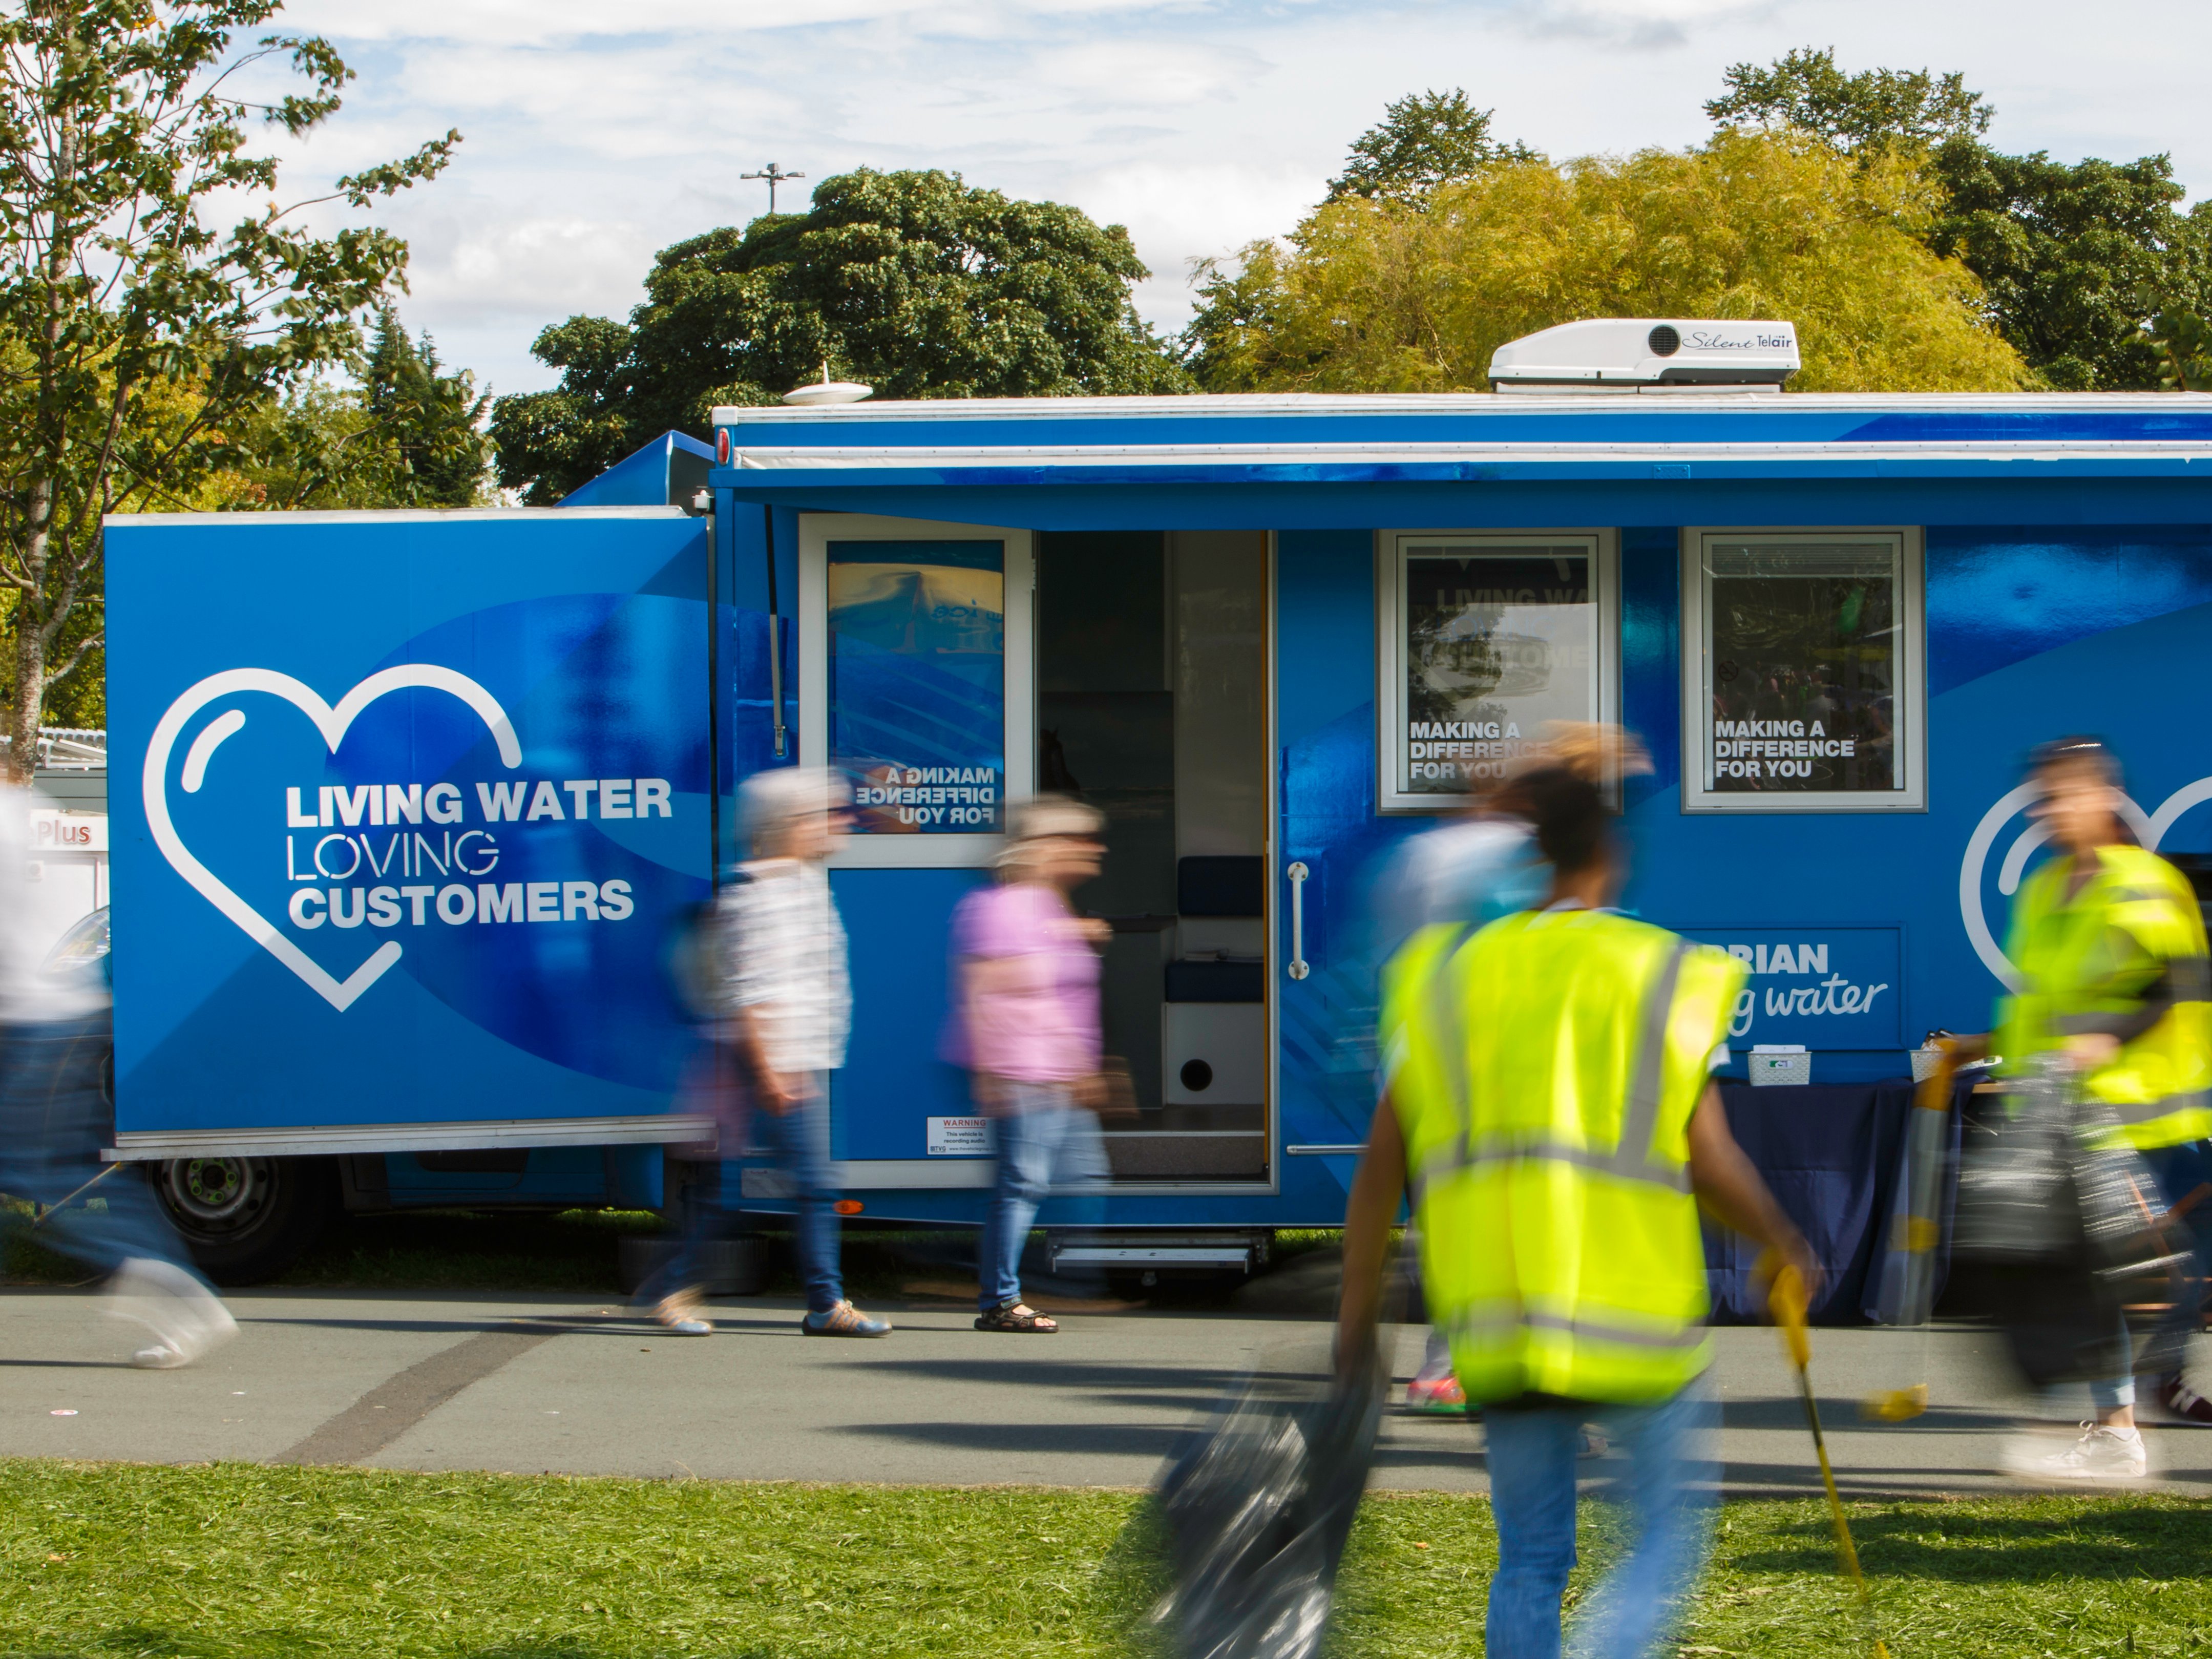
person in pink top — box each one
[948,795,1113,1332]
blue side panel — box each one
[721,400,2212,456]
[561,431,716,509]
[1620,530,2212,1077]
[1619,527,1680,812]
[1275,530,1398,1208]
[722,502,800,870]
[830,866,988,1159]
[713,477,2212,534]
[1927,526,2212,694]
[1275,519,2212,1091]
[108,512,712,1136]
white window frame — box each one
[1680,526,1926,814]
[1375,527,1619,815]
[799,512,1035,869]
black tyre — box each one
[154,1155,335,1286]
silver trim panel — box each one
[107,1114,716,1162]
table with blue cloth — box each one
[1703,1076,1969,1326]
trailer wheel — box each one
[155,1156,334,1286]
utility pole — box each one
[740,162,805,215]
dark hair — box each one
[1516,766,1610,875]
[2028,734,2121,786]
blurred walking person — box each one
[1339,767,1817,1659]
[949,795,1113,1333]
[714,767,889,1338]
[1368,724,1649,1414]
[1949,737,2209,1478]
[0,786,235,1367]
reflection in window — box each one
[828,540,1005,835]
[1400,543,1595,799]
[1704,540,1898,795]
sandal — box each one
[975,1300,1058,1333]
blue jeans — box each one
[0,1015,200,1280]
[978,1086,1106,1312]
[750,1084,844,1316]
[1482,1375,1719,1659]
[2077,1153,2201,1413]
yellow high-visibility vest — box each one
[1380,908,1744,1406]
[1996,843,2212,1149]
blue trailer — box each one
[102,333,2212,1280]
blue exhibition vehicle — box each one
[102,319,2212,1280]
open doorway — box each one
[1036,530,1269,1183]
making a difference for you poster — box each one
[106,511,713,1135]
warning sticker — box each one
[926,1116,994,1157]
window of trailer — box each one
[1681,528,1925,813]
[797,515,1035,867]
[1375,530,1618,813]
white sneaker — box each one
[104,1258,238,1370]
[2006,1422,2149,1483]
[655,1291,712,1336]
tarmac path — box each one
[7,1285,2211,1495]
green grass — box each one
[7,1462,2212,1659]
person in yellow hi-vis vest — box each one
[1339,766,1818,1659]
[1952,737,2212,1480]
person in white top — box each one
[692,768,887,1339]
[0,785,236,1368]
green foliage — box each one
[360,309,492,507]
[492,167,1190,506]
[0,0,455,768]
[1928,145,2212,389]
[1711,48,2212,390]
[1324,88,1537,205]
[1185,131,2028,395]
[193,313,491,513]
[2151,308,2212,391]
[1704,46,1993,152]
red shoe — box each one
[1405,1373,1467,1414]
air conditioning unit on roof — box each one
[1488,318,1799,393]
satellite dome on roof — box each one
[1488,319,1799,393]
[783,360,873,406]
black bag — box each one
[1952,1060,2078,1267]
[1150,1342,1383,1659]
[1956,1055,2197,1383]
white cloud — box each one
[251,0,2212,399]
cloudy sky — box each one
[272,0,2212,400]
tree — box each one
[360,308,490,507]
[1184,131,2028,395]
[2150,309,2212,392]
[0,1,456,774]
[1708,48,2212,389]
[200,317,491,514]
[1704,46,1992,152]
[1324,88,1536,205]
[494,169,1189,505]
[1927,148,2210,389]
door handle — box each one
[1286,861,1310,980]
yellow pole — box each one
[1864,1046,1957,1422]
[1771,1262,1895,1659]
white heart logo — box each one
[1958,774,2212,990]
[142,666,523,1011]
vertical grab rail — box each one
[1286,861,1310,980]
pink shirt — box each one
[943,881,1103,1084]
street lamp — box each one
[740,162,805,215]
